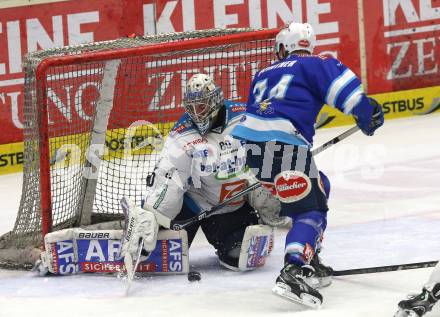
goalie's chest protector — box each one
[177,102,248,214]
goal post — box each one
[0,27,278,269]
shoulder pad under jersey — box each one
[224,100,247,121]
[170,113,196,135]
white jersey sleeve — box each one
[143,131,192,220]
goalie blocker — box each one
[34,225,274,275]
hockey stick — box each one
[311,125,359,156]
[333,260,438,276]
[124,238,144,295]
[166,125,360,231]
[168,181,262,230]
[119,197,150,295]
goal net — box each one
[0,28,277,269]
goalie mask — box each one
[275,22,316,59]
[183,74,224,135]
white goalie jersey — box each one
[143,101,250,220]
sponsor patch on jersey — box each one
[274,171,311,203]
[183,138,208,151]
[174,124,186,133]
[231,105,246,113]
[153,184,168,209]
[256,100,274,115]
[219,179,247,206]
[240,115,247,122]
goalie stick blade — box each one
[124,239,144,296]
[119,196,146,295]
[272,283,322,309]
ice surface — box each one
[1,114,439,317]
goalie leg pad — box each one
[218,224,274,271]
[38,228,188,275]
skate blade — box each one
[394,309,417,317]
[272,283,322,309]
[305,276,332,289]
[317,276,332,288]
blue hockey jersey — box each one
[231,54,375,146]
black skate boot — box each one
[394,283,440,317]
[272,263,323,308]
[309,253,333,288]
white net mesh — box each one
[0,28,277,269]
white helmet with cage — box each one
[275,22,316,59]
[183,73,224,135]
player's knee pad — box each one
[218,225,274,272]
[291,210,327,239]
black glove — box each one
[355,97,384,136]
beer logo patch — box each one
[274,171,311,203]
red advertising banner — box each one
[150,0,361,69]
[0,0,145,143]
[0,0,362,145]
[0,0,438,148]
[364,0,440,93]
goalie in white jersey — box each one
[120,74,281,271]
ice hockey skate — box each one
[308,254,333,288]
[394,283,440,317]
[272,263,323,308]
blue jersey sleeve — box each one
[306,56,375,127]
[238,55,376,145]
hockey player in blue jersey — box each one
[231,22,384,307]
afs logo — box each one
[274,171,311,203]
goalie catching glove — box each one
[246,173,289,227]
[120,197,159,259]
